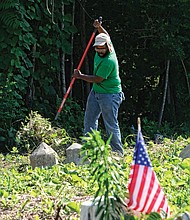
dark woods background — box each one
[1,0,190,151]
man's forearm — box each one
[77,74,104,83]
[96,25,109,36]
[93,19,109,36]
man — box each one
[73,19,124,156]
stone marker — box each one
[175,212,190,220]
[80,200,101,220]
[80,197,121,220]
[179,144,190,160]
[66,143,86,165]
[154,134,164,144]
[182,212,190,220]
[30,142,58,169]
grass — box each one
[0,153,93,220]
[0,135,190,219]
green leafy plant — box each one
[0,0,76,153]
[81,130,127,220]
[54,97,84,138]
[1,125,190,219]
[15,111,73,154]
[0,73,27,150]
[141,117,176,140]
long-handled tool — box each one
[54,17,102,120]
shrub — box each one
[53,97,84,139]
[15,111,73,154]
[0,73,27,151]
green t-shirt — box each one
[92,46,122,94]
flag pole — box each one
[137,117,141,132]
[128,116,171,217]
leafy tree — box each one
[1,0,190,151]
[0,0,76,150]
[74,0,190,130]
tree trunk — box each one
[181,59,190,98]
[69,1,75,97]
[80,0,91,105]
[61,2,66,94]
[27,43,36,108]
[158,60,170,127]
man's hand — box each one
[93,19,109,36]
[73,69,82,79]
[93,19,102,29]
[73,69,104,83]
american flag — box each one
[127,126,170,218]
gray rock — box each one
[66,143,87,165]
[180,144,190,160]
[80,199,101,220]
[154,134,164,144]
[183,212,190,220]
[30,142,58,169]
[175,212,190,220]
[80,197,121,220]
[182,212,190,220]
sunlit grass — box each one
[0,135,190,219]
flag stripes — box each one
[127,130,170,218]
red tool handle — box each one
[55,17,102,120]
[54,31,96,120]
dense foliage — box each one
[1,2,190,219]
[76,0,190,127]
[15,111,73,154]
[0,0,77,150]
[0,129,190,219]
[1,1,190,152]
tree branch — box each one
[158,59,170,127]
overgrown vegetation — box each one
[0,0,77,148]
[0,113,190,219]
[81,130,126,219]
[1,0,190,219]
[1,0,190,150]
[15,111,73,155]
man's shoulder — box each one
[107,51,118,63]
